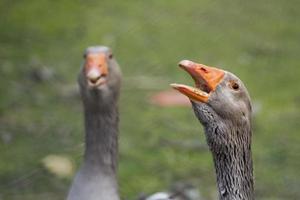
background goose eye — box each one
[108,54,113,59]
[229,81,239,90]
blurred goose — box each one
[67,46,121,200]
[67,48,204,200]
[141,183,202,200]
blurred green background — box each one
[0,0,299,199]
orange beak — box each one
[84,53,108,86]
[171,60,225,103]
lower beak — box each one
[171,60,225,103]
[170,83,209,103]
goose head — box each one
[171,60,252,148]
[78,46,122,106]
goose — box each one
[171,60,254,200]
[66,46,199,200]
[67,46,122,200]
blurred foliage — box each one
[0,0,299,199]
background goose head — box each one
[78,46,122,107]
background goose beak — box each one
[84,53,109,85]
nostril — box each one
[200,67,208,73]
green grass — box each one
[0,0,299,199]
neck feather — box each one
[83,97,119,174]
[209,123,254,200]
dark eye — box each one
[108,54,113,59]
[229,81,239,90]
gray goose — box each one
[66,46,197,200]
[171,60,254,200]
[67,46,122,200]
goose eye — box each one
[229,81,239,90]
[108,54,113,59]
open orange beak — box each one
[84,53,109,87]
[171,60,225,103]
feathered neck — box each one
[208,121,254,200]
[82,91,119,173]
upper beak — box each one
[171,60,225,103]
